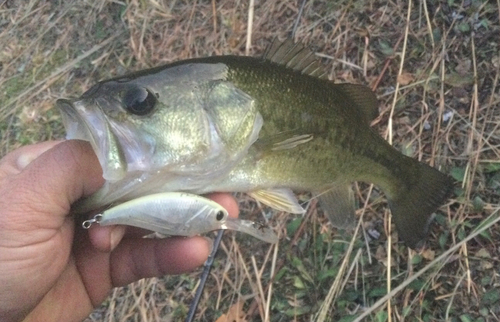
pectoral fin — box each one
[254,130,314,153]
[315,185,357,229]
[248,188,305,214]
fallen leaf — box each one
[421,249,435,260]
[374,245,387,263]
[492,55,500,69]
[215,300,248,322]
[476,248,491,258]
[397,72,414,85]
[455,59,471,75]
[445,72,474,86]
[481,260,494,270]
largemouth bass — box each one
[57,39,453,248]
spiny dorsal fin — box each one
[263,38,329,80]
[334,83,379,124]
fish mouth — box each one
[57,99,95,142]
[56,98,127,181]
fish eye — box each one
[122,87,157,116]
[216,211,225,221]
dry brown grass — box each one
[1,0,499,321]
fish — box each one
[81,192,278,243]
[57,39,454,248]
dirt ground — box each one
[1,0,499,321]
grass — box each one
[1,0,500,321]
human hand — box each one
[0,140,239,322]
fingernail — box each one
[204,237,214,254]
[16,143,58,170]
[16,153,38,170]
[110,226,126,250]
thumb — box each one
[0,140,104,224]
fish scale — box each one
[57,39,453,248]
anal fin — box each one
[248,188,305,214]
[315,185,357,229]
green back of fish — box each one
[101,41,453,248]
[172,55,398,188]
[200,53,453,248]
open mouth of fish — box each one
[56,98,129,181]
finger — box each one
[5,140,104,222]
[0,141,61,178]
[86,225,127,252]
[74,231,212,305]
[109,236,212,287]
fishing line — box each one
[185,229,225,322]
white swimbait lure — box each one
[82,192,278,243]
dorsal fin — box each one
[334,83,379,124]
[263,38,329,80]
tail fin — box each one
[388,163,453,249]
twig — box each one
[291,0,307,39]
[265,239,279,321]
[1,31,123,119]
[353,209,500,321]
[245,0,254,56]
[370,35,403,92]
[247,203,315,318]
